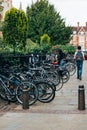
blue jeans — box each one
[76,61,83,77]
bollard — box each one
[78,85,85,110]
[22,85,29,109]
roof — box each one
[72,23,87,34]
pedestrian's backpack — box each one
[76,51,83,62]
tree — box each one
[26,0,72,45]
[2,8,27,54]
[40,34,51,53]
[40,34,50,44]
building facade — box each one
[0,0,12,21]
[70,22,87,51]
[0,0,12,37]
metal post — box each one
[78,85,85,110]
[22,86,29,109]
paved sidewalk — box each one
[0,61,87,130]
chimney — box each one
[77,22,79,27]
[86,22,87,27]
[19,2,22,10]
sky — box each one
[12,0,87,26]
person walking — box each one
[74,46,85,80]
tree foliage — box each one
[40,34,51,53]
[40,34,50,45]
[26,0,72,45]
[25,38,40,53]
[2,8,27,53]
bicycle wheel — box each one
[16,82,38,106]
[55,76,63,91]
[61,69,70,83]
[47,80,56,91]
[65,62,76,76]
[46,71,60,86]
[35,81,55,103]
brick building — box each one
[70,22,87,50]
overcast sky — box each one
[12,0,87,26]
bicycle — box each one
[0,71,38,106]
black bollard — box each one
[78,85,85,110]
[22,86,29,109]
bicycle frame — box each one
[0,74,21,96]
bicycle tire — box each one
[65,62,76,76]
[61,69,70,83]
[45,71,60,86]
[55,76,63,91]
[35,81,55,103]
[16,82,38,106]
